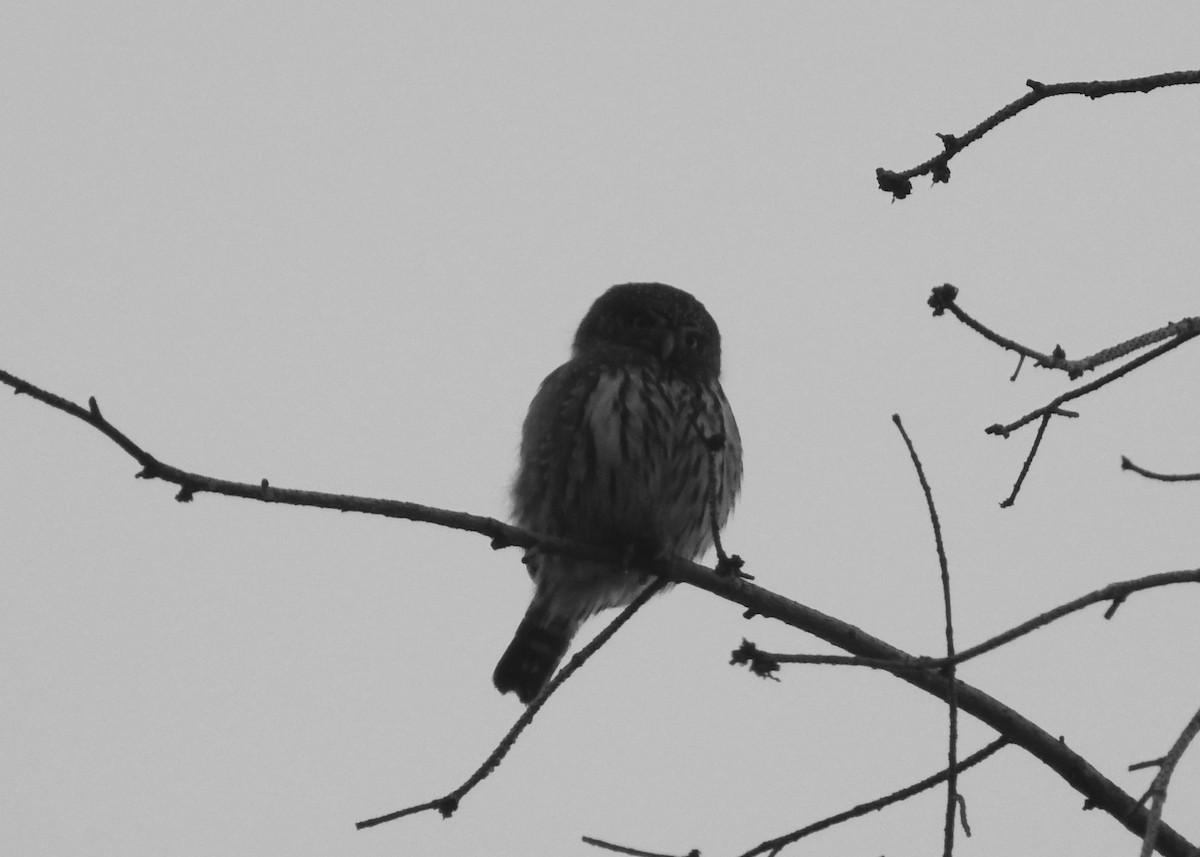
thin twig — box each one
[927,287,1200,500]
[740,569,1200,675]
[985,331,1198,437]
[1129,757,1167,773]
[356,578,668,829]
[1009,352,1026,382]
[1137,704,1200,857]
[999,412,1052,508]
[877,70,1200,199]
[893,415,959,856]
[581,836,698,857]
[735,739,1009,857]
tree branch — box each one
[736,738,1009,857]
[582,835,698,857]
[892,415,961,855]
[877,70,1200,199]
[1137,704,1200,857]
[738,568,1200,673]
[4,366,1196,854]
[356,579,668,829]
[926,286,1200,506]
[927,284,1200,385]
[1122,457,1200,483]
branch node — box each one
[88,396,103,420]
[1103,594,1126,620]
[175,483,197,503]
[936,132,960,153]
[1009,352,1026,382]
[730,639,781,680]
[435,796,458,818]
[716,553,749,579]
[875,167,912,200]
[1129,756,1167,773]
[927,283,959,316]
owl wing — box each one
[510,357,603,534]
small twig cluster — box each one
[926,285,1200,506]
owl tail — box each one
[493,604,579,704]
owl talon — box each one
[716,553,750,579]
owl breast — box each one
[544,364,740,561]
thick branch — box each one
[3,366,1196,854]
[683,561,1196,855]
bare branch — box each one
[5,366,1198,854]
[735,738,1009,857]
[892,415,960,856]
[877,70,1200,199]
[985,332,1199,438]
[356,579,667,829]
[926,287,1200,505]
[1137,704,1200,857]
[743,568,1200,674]
[999,412,1052,508]
[582,835,699,857]
[928,284,1200,383]
[1122,457,1200,483]
[0,368,593,560]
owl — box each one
[493,283,742,703]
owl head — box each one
[572,283,723,379]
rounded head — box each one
[572,283,722,378]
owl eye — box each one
[683,331,703,349]
[631,313,654,330]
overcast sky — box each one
[4,3,1200,856]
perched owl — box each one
[493,283,742,703]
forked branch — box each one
[927,286,1200,506]
[3,365,1196,854]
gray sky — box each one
[4,3,1200,855]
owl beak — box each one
[659,331,676,362]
